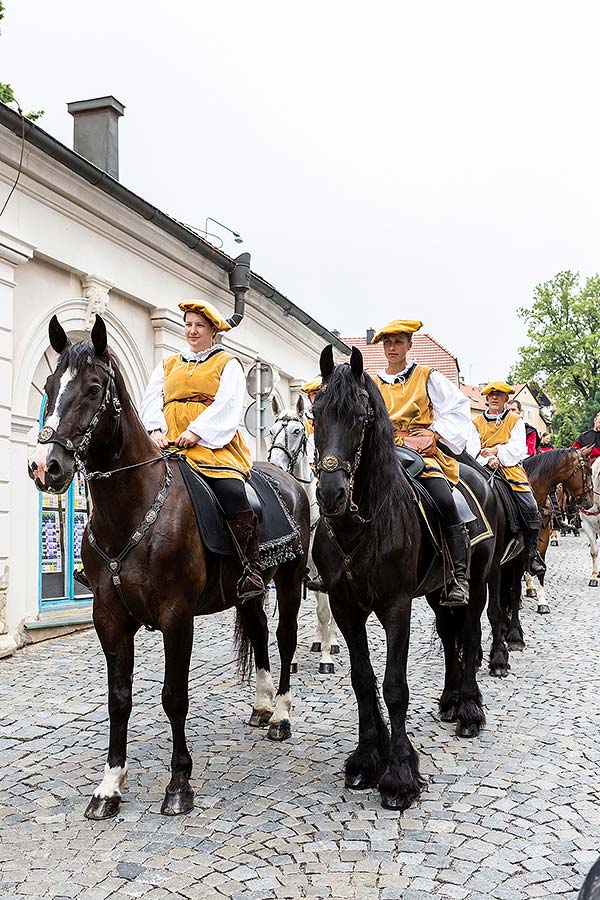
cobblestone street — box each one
[1,534,599,900]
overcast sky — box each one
[3,1,600,383]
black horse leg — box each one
[331,595,389,790]
[428,591,462,723]
[85,617,138,820]
[455,582,486,738]
[506,560,526,651]
[376,599,425,811]
[488,561,510,677]
[160,612,194,816]
[268,559,303,741]
[236,597,275,730]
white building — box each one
[0,96,347,657]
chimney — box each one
[67,95,125,180]
[366,327,375,344]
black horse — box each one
[28,316,310,819]
[312,346,496,811]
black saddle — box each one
[176,458,302,569]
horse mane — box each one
[316,364,417,593]
[523,447,573,478]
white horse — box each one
[268,394,339,673]
[580,457,600,587]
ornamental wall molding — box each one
[81,274,114,330]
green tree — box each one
[511,270,600,445]
[0,3,44,122]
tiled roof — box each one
[461,383,486,411]
[341,334,459,384]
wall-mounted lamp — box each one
[184,218,243,248]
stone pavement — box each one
[1,535,599,900]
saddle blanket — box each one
[411,474,494,550]
[176,457,302,569]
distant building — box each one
[342,330,460,385]
[460,382,486,419]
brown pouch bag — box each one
[395,427,437,455]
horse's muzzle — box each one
[316,477,348,518]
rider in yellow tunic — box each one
[372,318,473,606]
[140,299,263,601]
[473,381,545,577]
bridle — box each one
[315,387,374,524]
[37,355,170,632]
[267,414,311,483]
[37,357,122,480]
[564,448,593,508]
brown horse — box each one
[488,447,593,665]
[28,316,310,819]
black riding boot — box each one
[526,528,546,578]
[440,523,471,607]
[228,510,266,602]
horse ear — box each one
[91,315,108,356]
[296,393,305,416]
[48,315,70,354]
[320,345,334,378]
[272,395,282,417]
[350,346,364,379]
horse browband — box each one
[37,358,122,473]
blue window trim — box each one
[38,395,92,611]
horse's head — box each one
[564,446,594,510]
[28,315,121,494]
[313,345,373,518]
[267,395,309,475]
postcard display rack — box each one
[40,473,90,601]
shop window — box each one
[38,396,92,610]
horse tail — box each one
[233,595,267,681]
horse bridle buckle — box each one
[38,425,54,444]
[321,454,340,472]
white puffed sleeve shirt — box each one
[476,412,528,467]
[139,349,246,450]
[376,365,472,453]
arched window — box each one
[38,395,92,609]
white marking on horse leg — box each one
[316,592,333,662]
[270,691,292,725]
[536,582,547,607]
[93,763,128,799]
[254,668,275,714]
[28,368,75,481]
[524,572,534,591]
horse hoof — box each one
[537,604,550,615]
[490,666,509,678]
[160,787,194,816]
[589,579,598,588]
[249,708,272,727]
[507,641,525,652]
[290,662,298,674]
[345,772,376,790]
[319,662,335,674]
[379,792,414,811]
[551,540,559,546]
[525,588,537,598]
[330,644,340,655]
[456,722,479,738]
[439,706,457,723]
[268,720,291,742]
[310,642,321,653]
[84,794,121,820]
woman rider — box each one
[473,382,545,577]
[140,299,265,602]
[372,319,472,606]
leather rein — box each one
[38,358,171,630]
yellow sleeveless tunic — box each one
[376,365,459,484]
[163,351,252,481]
[473,411,531,493]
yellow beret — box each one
[178,300,231,333]
[371,319,423,343]
[301,377,321,394]
[481,381,514,396]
